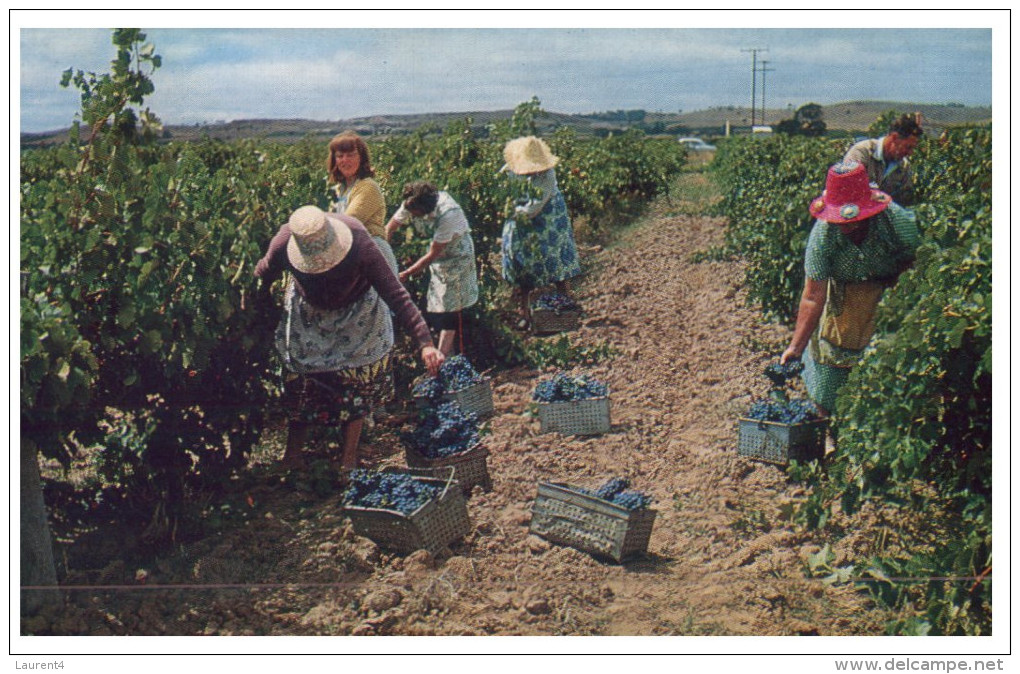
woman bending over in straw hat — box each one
[255,205,444,473]
[327,131,399,274]
[780,160,919,419]
[385,181,479,356]
[500,136,582,328]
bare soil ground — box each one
[27,170,896,638]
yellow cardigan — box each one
[336,178,386,238]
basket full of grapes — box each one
[531,293,582,335]
[738,360,828,465]
[401,402,491,494]
[529,477,657,563]
[411,355,494,419]
[341,468,472,555]
[532,372,611,436]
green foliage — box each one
[523,335,617,369]
[716,123,992,635]
[827,127,992,635]
[712,133,846,322]
[21,35,686,541]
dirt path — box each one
[37,172,893,637]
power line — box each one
[741,47,768,126]
[759,60,775,126]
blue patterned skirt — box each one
[501,191,581,289]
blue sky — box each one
[15,10,998,133]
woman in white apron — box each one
[255,206,444,473]
[385,181,479,356]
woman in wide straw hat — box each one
[255,205,444,473]
[500,136,582,327]
[327,131,399,273]
[781,160,919,416]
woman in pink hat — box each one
[255,205,444,473]
[781,161,919,416]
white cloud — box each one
[17,25,994,132]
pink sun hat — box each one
[809,160,892,224]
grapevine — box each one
[717,124,993,635]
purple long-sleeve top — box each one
[254,213,433,349]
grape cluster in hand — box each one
[532,372,609,402]
[402,402,480,458]
[533,293,580,313]
[746,398,820,424]
[763,360,804,388]
[572,476,652,511]
[342,469,443,515]
[412,355,483,400]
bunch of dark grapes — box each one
[402,402,480,458]
[439,355,483,392]
[532,293,580,313]
[412,355,483,400]
[532,372,609,402]
[763,359,804,388]
[746,398,820,425]
[594,477,629,499]
[411,376,445,401]
[573,477,652,511]
[612,491,653,510]
[342,469,443,515]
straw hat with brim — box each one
[502,136,559,175]
[286,205,353,274]
[809,160,892,224]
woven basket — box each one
[413,378,494,419]
[404,442,492,495]
[531,307,581,335]
[341,468,472,555]
[537,397,611,436]
[529,482,657,563]
[737,417,828,465]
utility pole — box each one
[741,47,768,127]
[759,60,775,126]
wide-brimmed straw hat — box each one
[502,136,559,175]
[286,205,353,274]
[809,160,892,224]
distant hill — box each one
[20,101,991,148]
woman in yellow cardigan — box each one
[327,131,398,273]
